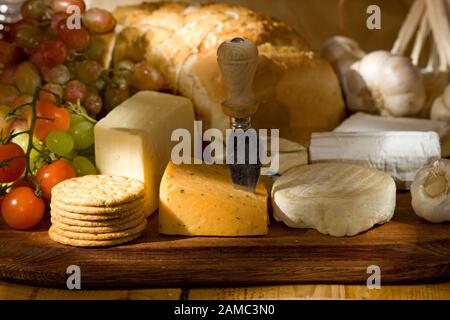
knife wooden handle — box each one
[217,38,259,120]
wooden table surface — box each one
[1,281,450,300]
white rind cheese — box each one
[411,159,450,223]
[272,163,396,237]
[309,131,441,189]
[95,91,195,217]
[334,112,450,157]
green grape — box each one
[63,150,77,161]
[14,25,40,50]
[12,133,41,172]
[70,121,94,150]
[45,131,74,156]
[15,62,42,95]
[114,60,135,82]
[85,38,105,61]
[73,156,97,176]
[77,144,95,157]
[70,114,85,125]
[74,60,103,85]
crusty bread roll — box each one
[112,2,345,144]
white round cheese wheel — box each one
[272,163,397,237]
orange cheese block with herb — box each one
[159,161,269,236]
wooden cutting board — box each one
[0,192,449,288]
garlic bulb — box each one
[345,51,426,117]
[411,159,450,223]
[430,84,450,123]
[320,36,366,79]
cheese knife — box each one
[217,38,261,192]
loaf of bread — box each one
[111,2,345,144]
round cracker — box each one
[49,228,143,247]
[52,175,145,207]
[51,197,144,214]
[50,219,147,241]
[51,205,143,221]
[51,215,144,233]
[51,210,144,227]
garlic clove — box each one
[411,159,450,223]
[444,85,450,107]
[431,84,450,124]
[346,50,426,117]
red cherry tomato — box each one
[0,143,26,183]
[36,159,76,200]
[0,193,4,216]
[1,187,45,230]
[34,99,70,141]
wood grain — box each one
[2,280,449,300]
[188,283,450,300]
[0,193,449,288]
[0,281,181,300]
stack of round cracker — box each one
[49,175,147,247]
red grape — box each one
[40,40,68,67]
[84,89,103,116]
[57,19,90,50]
[63,80,87,103]
[104,85,130,111]
[21,0,47,21]
[52,0,86,14]
[82,8,116,34]
[43,64,71,85]
[0,41,24,65]
[132,62,164,91]
[0,66,17,86]
[50,12,68,33]
[0,85,20,106]
[39,83,63,103]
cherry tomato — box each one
[34,99,70,141]
[1,187,45,230]
[0,143,26,183]
[36,159,76,200]
[0,194,3,216]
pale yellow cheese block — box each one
[159,162,269,236]
[95,91,195,217]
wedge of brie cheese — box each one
[411,159,450,223]
[334,112,450,157]
[309,131,441,189]
[272,163,396,237]
[95,91,195,217]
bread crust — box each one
[112,2,345,144]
